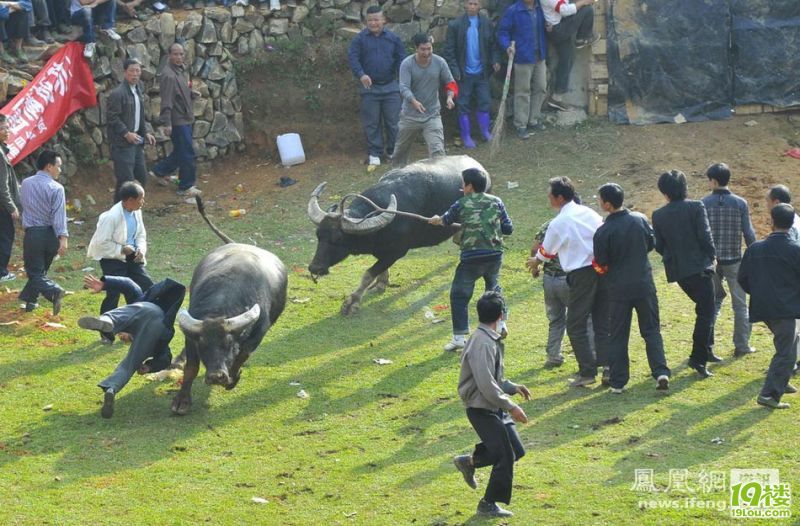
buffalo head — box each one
[177,304,261,387]
[307,182,397,277]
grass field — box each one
[1,119,798,525]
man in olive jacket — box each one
[444,0,501,148]
[106,58,155,203]
[0,114,21,283]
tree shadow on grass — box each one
[0,340,115,385]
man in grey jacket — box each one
[106,58,156,204]
[0,114,21,283]
[452,291,530,518]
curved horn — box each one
[222,304,261,333]
[178,309,204,335]
[307,182,339,225]
[341,194,398,235]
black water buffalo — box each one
[307,155,490,315]
[171,198,288,415]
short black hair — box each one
[168,42,184,53]
[705,162,731,187]
[365,5,382,15]
[657,170,688,201]
[412,33,431,48]
[477,290,504,324]
[119,181,144,201]
[549,176,575,202]
[36,150,61,171]
[768,184,792,204]
[462,168,487,193]
[598,183,624,209]
[123,58,142,71]
[772,203,795,230]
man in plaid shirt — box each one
[701,163,757,358]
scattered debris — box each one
[42,404,53,411]
[0,321,20,326]
[570,424,580,429]
[42,322,66,329]
[343,511,357,518]
[81,267,94,272]
[507,181,519,189]
[673,113,687,124]
[744,120,758,127]
[85,194,96,205]
[784,148,800,160]
[710,437,725,445]
[373,358,393,365]
[296,389,310,399]
[289,381,302,386]
[291,297,311,304]
[251,497,268,504]
[145,369,184,382]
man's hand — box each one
[11,209,19,221]
[125,131,142,144]
[122,245,135,256]
[493,63,501,73]
[445,93,455,110]
[118,332,133,343]
[546,22,554,32]
[163,126,172,136]
[516,384,531,401]
[510,406,528,424]
[428,214,443,226]
[133,249,144,263]
[359,74,372,89]
[145,133,156,146]
[526,256,541,278]
[507,42,515,58]
[57,237,68,257]
[83,274,105,293]
[411,99,426,114]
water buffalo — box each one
[171,198,288,415]
[308,155,490,315]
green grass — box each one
[1,120,798,525]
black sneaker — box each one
[733,347,756,358]
[51,289,65,316]
[546,95,568,112]
[78,316,114,334]
[656,375,670,391]
[477,499,513,518]
[101,388,115,418]
[707,352,723,363]
[516,127,531,140]
[453,455,477,489]
[757,395,789,409]
[100,331,115,345]
[576,33,601,49]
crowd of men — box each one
[348,0,598,170]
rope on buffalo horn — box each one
[340,193,461,229]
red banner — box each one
[1,42,97,165]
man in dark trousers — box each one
[79,273,185,418]
[652,169,717,378]
[452,291,530,518]
[444,0,501,149]
[738,204,800,409]
[701,162,757,358]
[150,42,201,197]
[19,150,67,315]
[0,114,21,284]
[593,183,670,393]
[347,5,405,172]
[106,58,156,203]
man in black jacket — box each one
[106,58,156,203]
[593,183,670,393]
[444,0,501,149]
[0,114,21,284]
[79,274,185,418]
[738,204,800,409]
[652,170,717,378]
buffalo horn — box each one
[222,304,262,333]
[178,309,204,335]
[307,182,339,225]
[341,194,398,235]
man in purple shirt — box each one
[19,150,68,315]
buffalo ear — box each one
[327,204,338,213]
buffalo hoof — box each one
[340,298,361,316]
[225,370,242,391]
[368,281,387,294]
[171,393,192,416]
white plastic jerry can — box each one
[276,133,306,167]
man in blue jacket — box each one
[79,274,185,418]
[444,0,501,149]
[738,204,800,409]
[347,5,406,172]
[497,0,548,140]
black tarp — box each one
[607,0,800,125]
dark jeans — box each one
[466,407,525,505]
[2,11,30,40]
[359,90,401,158]
[677,272,715,365]
[548,5,594,94]
[30,0,52,28]
[566,265,610,377]
[46,0,69,28]
[456,73,491,115]
[450,254,502,335]
[153,124,196,190]
[99,257,153,314]
[19,226,62,304]
[761,319,798,402]
[111,144,147,203]
[98,302,166,393]
[0,210,14,276]
[608,292,671,389]
[70,1,116,43]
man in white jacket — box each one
[87,181,153,343]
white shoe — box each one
[608,387,625,394]
[0,272,16,283]
[368,155,381,166]
[656,375,670,390]
[102,28,121,41]
[83,42,96,59]
[177,186,202,197]
[443,337,466,352]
